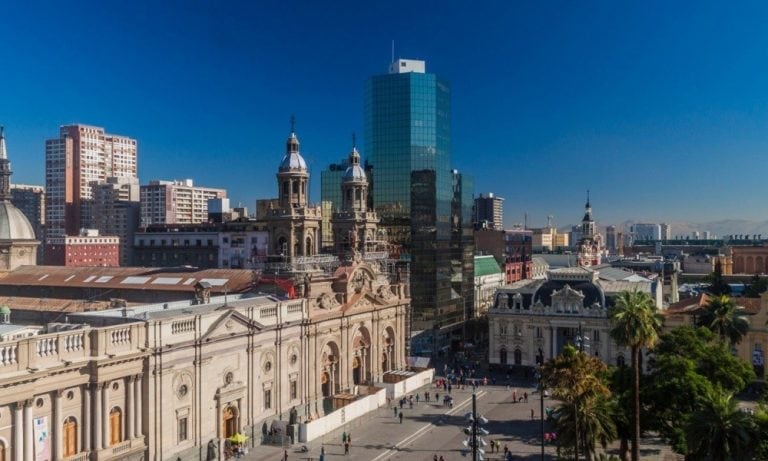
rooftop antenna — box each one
[290,114,296,134]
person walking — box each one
[394,406,398,417]
[344,441,349,455]
[531,408,535,420]
[342,431,347,445]
[524,391,528,403]
[416,394,420,404]
[399,411,403,424]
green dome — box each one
[0,305,10,315]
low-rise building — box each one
[474,255,504,317]
[44,230,120,267]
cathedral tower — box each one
[264,119,321,260]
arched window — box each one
[223,406,238,439]
[282,182,289,198]
[514,348,522,365]
[109,407,122,446]
[617,355,626,367]
[63,417,78,457]
[292,182,299,194]
[305,237,313,256]
[499,348,507,365]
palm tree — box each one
[609,290,663,461]
[697,295,750,346]
[542,345,615,460]
[685,388,754,460]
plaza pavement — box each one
[241,376,680,461]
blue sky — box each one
[2,1,768,227]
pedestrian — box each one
[531,408,535,420]
[320,446,325,461]
[344,441,349,455]
[409,399,413,409]
[342,431,347,444]
[439,456,445,461]
[283,449,288,461]
[425,391,430,402]
[394,406,398,417]
[524,391,528,403]
[416,394,420,404]
[512,390,517,402]
[504,445,509,457]
[435,392,439,403]
[399,411,403,424]
[433,455,438,461]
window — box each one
[264,389,272,410]
[178,417,188,442]
[63,417,77,457]
[290,380,297,400]
[109,407,122,446]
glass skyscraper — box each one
[365,59,474,341]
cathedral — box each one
[0,123,411,461]
[576,191,604,268]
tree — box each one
[609,290,663,461]
[744,274,768,298]
[697,295,750,346]
[541,345,616,461]
[708,260,731,296]
[644,327,755,455]
[685,388,754,461]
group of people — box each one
[341,431,352,454]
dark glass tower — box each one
[365,59,474,339]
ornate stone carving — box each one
[317,293,339,310]
[376,285,395,301]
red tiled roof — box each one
[665,293,762,316]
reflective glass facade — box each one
[365,67,474,332]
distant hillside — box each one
[558,220,768,238]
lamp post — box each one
[534,366,546,461]
[462,392,488,461]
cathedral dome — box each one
[0,202,36,241]
[343,147,366,182]
[279,133,308,172]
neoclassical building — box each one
[487,267,660,368]
[0,127,40,271]
[0,254,408,461]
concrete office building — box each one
[633,223,662,241]
[91,177,140,265]
[474,193,504,230]
[140,179,226,226]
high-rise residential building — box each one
[474,193,504,230]
[365,58,475,335]
[660,222,671,241]
[91,176,140,265]
[140,179,226,226]
[633,223,662,241]
[45,124,137,241]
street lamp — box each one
[534,366,546,461]
[461,393,488,461]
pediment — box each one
[201,309,263,342]
[346,292,386,311]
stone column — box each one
[23,400,33,461]
[12,402,23,461]
[134,374,143,437]
[53,390,62,461]
[92,384,102,450]
[101,383,110,449]
[126,376,135,440]
[82,385,91,453]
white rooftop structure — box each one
[389,59,426,74]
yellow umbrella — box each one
[227,433,248,444]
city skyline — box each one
[2,1,768,226]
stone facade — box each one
[0,257,408,461]
[487,267,658,368]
